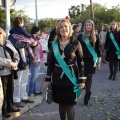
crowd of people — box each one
[45,19,120,120]
[0,16,120,120]
[0,17,44,119]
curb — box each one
[4,96,44,120]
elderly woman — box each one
[0,28,20,118]
[45,19,86,120]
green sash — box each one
[110,33,120,59]
[52,41,81,101]
[84,36,98,67]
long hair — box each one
[110,21,119,32]
[83,19,96,44]
[56,19,72,41]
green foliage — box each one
[38,19,58,33]
[69,3,120,29]
[0,8,30,29]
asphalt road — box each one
[14,55,120,120]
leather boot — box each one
[109,73,113,79]
[84,91,91,105]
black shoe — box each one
[8,107,20,113]
[2,113,11,118]
[109,73,113,79]
[14,102,25,108]
[33,92,42,95]
[84,94,88,105]
[22,99,34,103]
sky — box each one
[13,0,120,19]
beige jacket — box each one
[0,40,20,76]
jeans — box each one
[28,61,40,95]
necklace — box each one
[60,40,69,59]
[59,40,69,45]
[61,49,65,59]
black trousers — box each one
[1,73,14,114]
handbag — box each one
[46,84,53,104]
[13,70,18,80]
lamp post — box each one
[5,0,10,37]
[35,0,38,26]
[90,0,94,21]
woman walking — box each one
[105,21,120,80]
[77,20,101,105]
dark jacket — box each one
[8,35,30,70]
[104,31,120,62]
[9,27,33,38]
[77,34,101,62]
[48,28,56,50]
[45,39,85,86]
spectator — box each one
[9,17,37,68]
[99,24,110,63]
[28,26,44,97]
[0,77,3,120]
[0,28,20,118]
[72,24,80,40]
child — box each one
[9,17,37,68]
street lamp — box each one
[90,0,94,21]
[35,0,38,26]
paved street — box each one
[14,56,120,120]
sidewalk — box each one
[13,63,120,120]
[4,96,44,120]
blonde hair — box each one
[117,22,120,31]
[83,19,96,43]
[0,27,6,39]
[56,19,72,40]
[110,21,119,32]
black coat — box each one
[77,34,101,74]
[105,31,120,62]
[48,28,56,50]
[45,39,85,86]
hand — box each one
[33,59,38,67]
[10,62,17,69]
[45,82,51,88]
[79,83,85,89]
[33,34,36,38]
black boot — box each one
[112,62,118,81]
[113,76,116,80]
[109,73,113,79]
[84,91,91,105]
[88,91,91,100]
[84,94,88,105]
